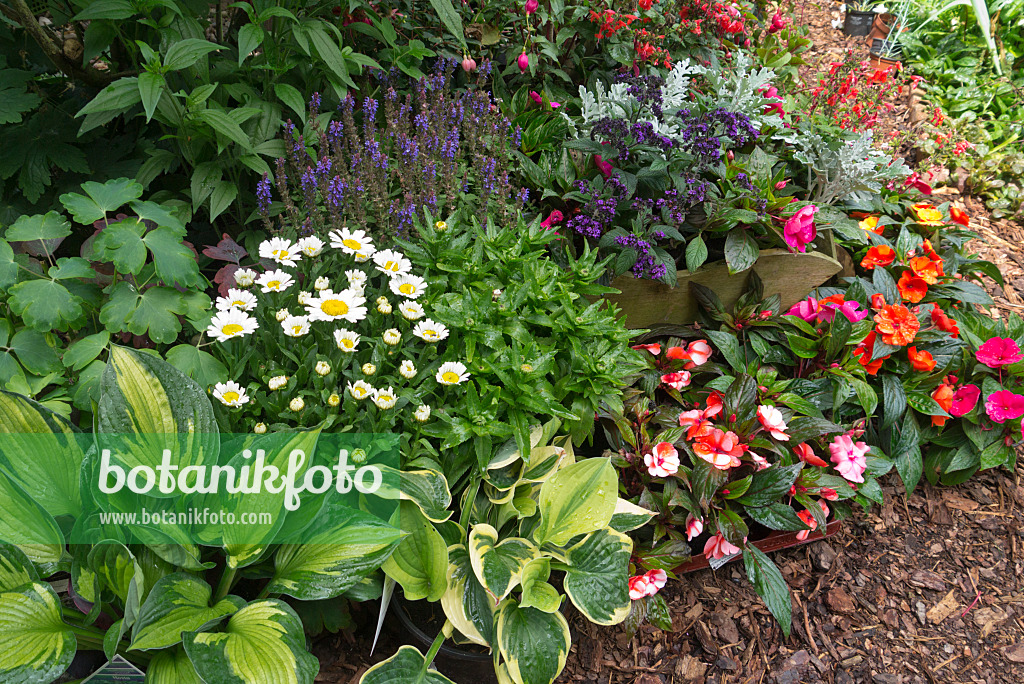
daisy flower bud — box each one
[268,375,288,390]
[276,309,289,322]
[297,291,312,305]
[377,296,392,314]
[383,329,401,345]
[315,361,331,376]
[254,422,267,434]
[434,220,447,232]
[362,363,376,376]
[328,393,341,407]
[289,397,305,412]
[314,276,330,290]
[414,404,431,422]
[234,268,257,287]
[399,360,416,379]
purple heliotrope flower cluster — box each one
[676,107,759,166]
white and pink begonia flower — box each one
[703,533,742,560]
[685,514,703,541]
[661,371,692,390]
[829,434,869,483]
[756,405,789,440]
[644,442,680,478]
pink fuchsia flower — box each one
[950,384,981,417]
[757,405,789,440]
[768,11,788,32]
[783,205,817,253]
[461,56,477,72]
[703,533,742,560]
[628,574,649,600]
[794,442,828,468]
[685,514,703,541]
[632,343,660,355]
[829,434,869,483]
[796,500,830,541]
[540,210,563,229]
[976,337,1024,368]
[594,154,613,178]
[985,390,1024,423]
[786,296,818,322]
[661,371,692,390]
[529,90,543,104]
[525,0,538,14]
[643,568,667,595]
[644,442,680,477]
[517,52,530,73]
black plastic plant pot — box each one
[870,38,903,57]
[843,10,875,36]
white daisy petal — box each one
[436,361,470,385]
[207,309,259,342]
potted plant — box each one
[843,1,878,36]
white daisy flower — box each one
[289,397,305,411]
[354,251,372,263]
[346,270,367,288]
[315,361,331,376]
[373,249,411,276]
[330,227,376,257]
[412,319,449,343]
[399,360,416,379]
[268,375,289,391]
[334,329,360,352]
[399,300,424,321]
[373,386,397,409]
[362,363,376,376]
[276,308,290,322]
[436,361,470,385]
[434,220,447,232]
[234,268,257,287]
[377,296,392,314]
[296,236,325,257]
[383,329,401,346]
[207,309,258,342]
[259,237,301,266]
[281,315,310,337]
[347,380,374,400]
[414,404,431,422]
[213,381,249,407]
[257,270,294,293]
[297,291,312,305]
[306,289,367,324]
[314,276,330,291]
[216,288,258,312]
[389,273,427,299]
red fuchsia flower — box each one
[693,428,745,470]
[678,408,714,440]
[517,52,530,73]
[783,205,817,253]
[950,384,981,417]
[757,405,789,440]
[704,533,742,560]
[930,304,959,338]
[820,487,839,501]
[829,434,869,483]
[628,574,650,600]
[525,0,539,14]
[632,343,660,355]
[540,210,563,229]
[529,90,543,105]
[985,390,1024,423]
[661,371,692,390]
[794,442,828,467]
[685,514,703,541]
[768,11,787,32]
[461,56,477,72]
[796,500,830,541]
[976,337,1024,368]
[704,391,724,418]
[932,383,954,426]
[644,441,680,477]
[907,346,936,372]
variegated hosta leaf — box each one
[496,599,570,684]
[374,465,452,522]
[518,558,560,614]
[266,506,401,600]
[0,544,38,592]
[520,445,569,483]
[0,390,85,517]
[488,421,557,471]
[0,581,75,684]
[382,501,448,601]
[609,498,656,533]
[533,458,617,546]
[0,470,63,565]
[562,528,631,625]
[145,645,203,683]
[182,600,318,684]
[130,573,244,651]
[468,525,537,602]
[483,481,516,505]
[483,460,524,492]
[359,645,456,684]
[441,544,496,646]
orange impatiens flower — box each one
[907,346,936,372]
[874,304,920,346]
[911,203,945,226]
[858,216,884,235]
[930,303,959,338]
[853,331,887,374]
[909,256,942,284]
[919,239,941,262]
[949,206,970,227]
[860,245,896,269]
[931,383,954,426]
[897,271,928,303]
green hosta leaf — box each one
[609,498,655,533]
[0,469,63,564]
[468,525,537,602]
[441,544,496,646]
[130,573,244,651]
[374,465,452,522]
[359,645,456,684]
[7,279,84,331]
[0,545,38,591]
[0,582,75,684]
[4,211,71,243]
[182,600,318,684]
[533,458,617,546]
[59,178,143,224]
[382,501,448,601]
[146,646,203,684]
[519,558,560,614]
[743,545,792,638]
[561,528,631,625]
[497,599,570,684]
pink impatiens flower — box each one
[594,154,613,178]
[644,442,680,477]
[703,533,742,560]
[950,384,981,417]
[757,405,789,440]
[828,434,869,483]
[783,205,818,253]
[685,514,703,541]
[985,390,1024,423]
[632,343,660,355]
[786,296,818,322]
[525,0,539,15]
[628,574,649,600]
[540,210,563,229]
[976,337,1024,368]
[661,371,692,390]
[644,568,667,595]
[529,90,543,104]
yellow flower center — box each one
[385,261,399,272]
[222,391,240,403]
[291,325,304,335]
[278,250,289,259]
[354,388,366,397]
[343,239,362,250]
[266,280,281,289]
[423,330,437,339]
[342,339,354,349]
[222,323,244,335]
[321,299,349,316]
[232,300,246,307]
[442,371,460,383]
[399,283,416,295]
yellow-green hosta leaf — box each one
[488,422,553,471]
[382,502,448,602]
[482,460,524,492]
[359,645,456,684]
[518,558,560,614]
[468,525,537,602]
[520,445,569,483]
[532,458,617,546]
[182,600,317,684]
[0,581,75,684]
[145,645,202,684]
[0,545,37,592]
[441,544,496,647]
[267,505,401,600]
[608,498,655,534]
[496,599,570,684]
[561,528,631,625]
[374,465,452,523]
[130,573,244,651]
[0,470,63,565]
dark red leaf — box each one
[203,233,247,263]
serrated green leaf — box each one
[8,279,84,331]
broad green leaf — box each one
[0,582,75,684]
[426,0,467,51]
[73,0,135,21]
[8,328,61,375]
[735,463,803,507]
[138,71,164,122]
[63,332,110,371]
[182,600,318,684]
[608,498,655,533]
[75,77,141,125]
[519,558,560,614]
[441,544,496,646]
[0,545,38,591]
[724,227,758,274]
[4,212,71,243]
[237,24,264,65]
[468,525,537,602]
[100,283,187,344]
[0,241,16,289]
[60,178,143,224]
[359,645,456,684]
[273,83,305,119]
[684,235,708,272]
[561,528,631,625]
[305,24,356,90]
[130,573,244,651]
[91,220,147,273]
[165,345,227,387]
[197,109,252,150]
[382,501,448,601]
[533,458,617,546]
[743,545,792,638]
[208,180,238,221]
[374,465,452,523]
[705,329,745,372]
[163,39,221,71]
[7,279,84,331]
[0,469,64,564]
[146,645,203,683]
[496,599,570,684]
[49,257,95,280]
[144,227,202,287]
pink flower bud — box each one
[517,52,530,73]
[727,150,734,161]
[775,180,788,190]
[529,90,543,105]
[461,57,477,72]
[525,0,539,15]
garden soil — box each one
[311,1,1024,681]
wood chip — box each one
[926,590,960,624]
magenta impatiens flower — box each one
[829,434,868,483]
[976,337,1024,368]
[783,205,817,253]
[985,390,1024,423]
[786,296,818,321]
[950,384,981,417]
[540,210,563,229]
